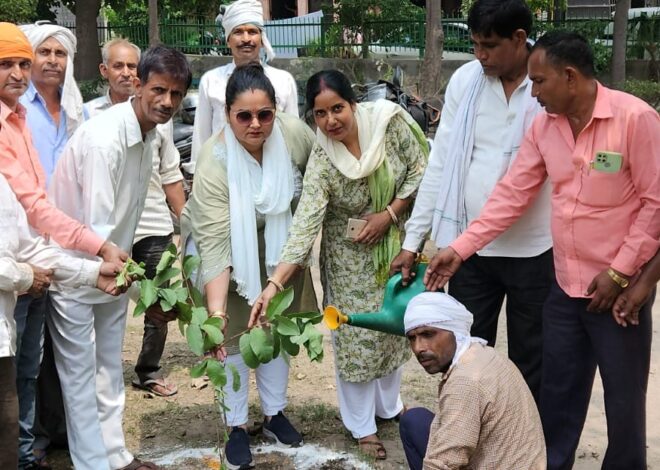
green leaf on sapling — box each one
[133,299,147,317]
[266,287,294,321]
[205,359,227,388]
[140,279,158,308]
[156,249,176,275]
[275,317,301,336]
[239,333,260,368]
[158,289,178,310]
[249,328,274,363]
[183,255,201,278]
[191,307,208,325]
[227,363,241,392]
[190,359,208,378]
[186,323,204,356]
[201,324,223,345]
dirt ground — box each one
[47,239,659,469]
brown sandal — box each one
[132,378,178,397]
[358,435,387,460]
[118,458,160,470]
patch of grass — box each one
[297,401,338,423]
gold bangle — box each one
[267,277,284,292]
[386,205,399,224]
[210,310,226,319]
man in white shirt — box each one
[390,0,553,401]
[48,45,192,470]
[0,172,119,469]
[189,0,298,173]
[85,38,185,398]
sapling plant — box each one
[116,243,323,465]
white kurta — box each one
[49,100,156,304]
[0,174,99,358]
[47,99,158,470]
[403,60,552,257]
[189,62,298,173]
[84,92,183,243]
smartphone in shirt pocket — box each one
[592,151,623,173]
[346,218,368,240]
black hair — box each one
[225,63,276,110]
[305,69,356,113]
[137,44,192,90]
[532,30,596,78]
[467,0,533,38]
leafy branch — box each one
[115,243,324,400]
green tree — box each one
[326,0,424,58]
[0,0,38,23]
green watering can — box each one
[323,263,428,336]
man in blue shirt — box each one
[19,23,84,185]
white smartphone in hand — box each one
[346,218,368,240]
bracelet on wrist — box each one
[607,268,629,289]
[210,310,226,319]
[267,277,284,292]
[386,205,399,224]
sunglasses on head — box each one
[233,109,275,126]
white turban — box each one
[20,23,84,137]
[405,292,487,368]
[222,0,275,62]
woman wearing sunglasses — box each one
[249,69,429,460]
[181,63,318,470]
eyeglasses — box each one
[233,109,275,126]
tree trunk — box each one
[611,0,630,86]
[419,0,444,98]
[73,0,102,81]
[149,0,160,46]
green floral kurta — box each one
[280,114,427,382]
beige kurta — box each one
[180,114,318,355]
[279,114,427,382]
[424,343,546,470]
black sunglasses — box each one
[233,109,275,126]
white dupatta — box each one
[226,121,294,304]
[431,61,539,248]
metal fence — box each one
[64,12,658,63]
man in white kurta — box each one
[85,38,185,397]
[47,45,192,470]
[189,0,298,173]
[0,172,116,468]
[390,0,553,401]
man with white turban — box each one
[189,0,298,174]
[399,292,546,470]
[19,22,84,186]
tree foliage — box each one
[0,0,38,23]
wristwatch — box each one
[607,268,629,288]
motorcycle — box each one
[170,92,197,233]
[353,66,440,143]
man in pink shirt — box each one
[0,23,127,469]
[426,31,659,469]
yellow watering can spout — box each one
[323,262,428,337]
[324,305,349,330]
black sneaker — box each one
[263,411,303,447]
[225,427,254,470]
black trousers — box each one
[0,356,18,469]
[541,280,654,470]
[448,249,554,402]
[132,234,173,383]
